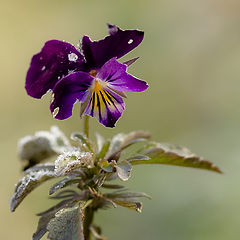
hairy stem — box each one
[83,207,94,240]
[84,115,90,138]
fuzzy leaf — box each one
[132,143,222,173]
[71,132,94,153]
[95,133,105,153]
[33,196,80,240]
[33,210,56,240]
[18,126,70,169]
[55,150,93,176]
[106,131,151,161]
[105,133,125,159]
[47,205,84,240]
[116,160,132,181]
[120,130,151,148]
[10,168,55,212]
[49,176,81,195]
[24,163,55,173]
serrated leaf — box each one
[47,205,84,240]
[18,126,70,169]
[106,131,150,161]
[49,176,81,195]
[116,160,132,181]
[120,130,151,148]
[55,150,93,176]
[131,143,222,173]
[10,169,55,212]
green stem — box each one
[83,207,94,240]
[83,115,90,138]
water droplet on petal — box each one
[68,53,78,62]
[41,66,46,71]
[53,107,59,118]
[128,39,133,44]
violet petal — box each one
[84,84,125,128]
[26,40,85,99]
[97,58,148,92]
[81,25,144,69]
[50,72,94,120]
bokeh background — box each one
[1,0,240,239]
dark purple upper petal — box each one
[81,24,144,69]
[50,72,94,120]
[26,40,85,99]
[97,58,148,92]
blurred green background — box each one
[1,0,240,239]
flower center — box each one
[89,70,97,77]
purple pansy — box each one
[25,24,148,127]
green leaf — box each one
[49,176,81,195]
[10,168,55,212]
[47,205,84,240]
[99,160,114,173]
[90,225,106,240]
[120,130,151,148]
[33,197,80,240]
[131,143,222,173]
[55,151,93,176]
[18,126,70,169]
[112,200,143,212]
[95,133,105,153]
[105,133,125,159]
[24,163,55,173]
[106,131,151,161]
[97,140,111,161]
[33,210,56,240]
[127,154,150,162]
[116,160,132,181]
[102,183,126,189]
[71,132,94,153]
[104,191,151,201]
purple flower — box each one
[25,24,148,127]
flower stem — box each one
[83,207,94,240]
[83,115,90,138]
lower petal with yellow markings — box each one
[84,80,125,127]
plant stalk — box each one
[83,207,94,240]
[83,115,90,138]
